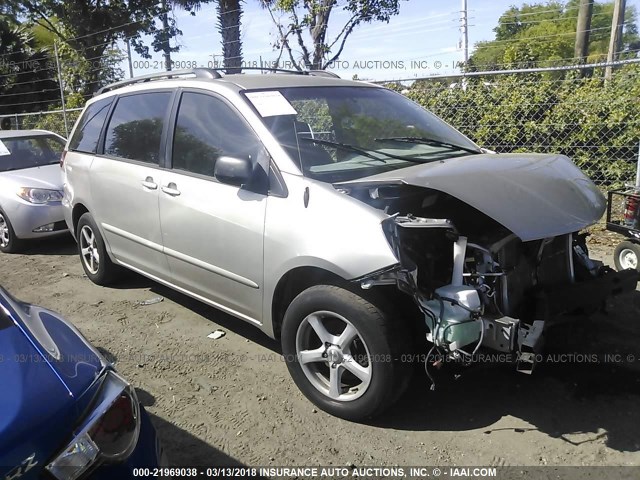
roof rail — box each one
[96,68,221,95]
[226,66,341,78]
[308,70,341,78]
[229,66,304,75]
[95,66,342,96]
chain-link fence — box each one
[3,63,639,188]
[383,63,640,187]
[0,108,82,138]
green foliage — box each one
[467,0,640,71]
[0,14,59,115]
[20,92,85,137]
[7,0,167,95]
[406,66,640,186]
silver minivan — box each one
[62,69,638,420]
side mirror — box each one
[214,156,252,187]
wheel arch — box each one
[71,203,89,236]
[270,266,347,340]
[269,264,418,341]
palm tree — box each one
[217,0,242,73]
[170,0,243,74]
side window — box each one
[68,97,113,153]
[104,92,172,164]
[172,92,262,176]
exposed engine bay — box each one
[346,183,639,378]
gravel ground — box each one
[2,230,639,471]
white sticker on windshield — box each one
[246,91,297,117]
[0,140,10,156]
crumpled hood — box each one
[342,153,606,241]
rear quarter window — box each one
[69,97,114,153]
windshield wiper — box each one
[374,136,481,155]
[299,137,389,163]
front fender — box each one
[262,174,399,334]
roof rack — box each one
[97,68,221,95]
[231,67,304,75]
[308,70,341,78]
[227,67,340,78]
[96,66,342,95]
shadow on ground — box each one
[19,233,76,255]
[136,388,247,467]
[110,271,280,352]
[110,271,640,454]
[370,290,640,453]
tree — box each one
[171,0,243,74]
[8,0,168,94]
[261,0,404,70]
[29,20,125,96]
[467,0,640,71]
[0,14,59,116]
[217,0,243,73]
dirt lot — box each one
[2,228,640,471]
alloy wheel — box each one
[295,310,372,401]
[0,213,9,248]
[80,225,100,275]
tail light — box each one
[46,372,141,480]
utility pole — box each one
[161,0,172,71]
[460,0,469,89]
[460,0,469,65]
[605,0,626,81]
[574,0,593,62]
[126,39,134,78]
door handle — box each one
[142,177,158,190]
[161,182,181,196]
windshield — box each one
[251,86,480,183]
[0,135,65,172]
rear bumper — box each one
[536,268,639,320]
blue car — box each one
[0,286,165,480]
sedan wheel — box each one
[0,210,23,253]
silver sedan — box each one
[0,129,68,253]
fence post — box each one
[54,42,70,138]
[636,141,640,188]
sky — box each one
[127,0,640,82]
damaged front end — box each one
[349,183,639,378]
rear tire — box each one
[0,209,23,253]
[614,240,640,272]
[77,212,120,285]
[281,285,412,421]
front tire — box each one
[614,240,640,272]
[77,212,120,285]
[281,285,412,421]
[0,209,23,253]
